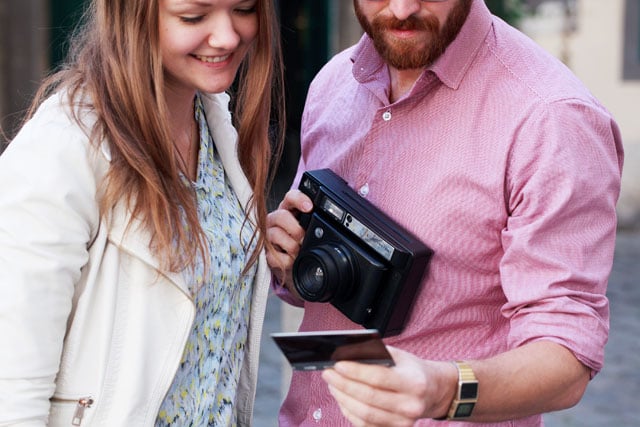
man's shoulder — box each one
[486,20,594,105]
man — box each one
[266,0,624,425]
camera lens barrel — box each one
[293,243,357,302]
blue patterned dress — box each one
[156,94,256,426]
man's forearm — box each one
[465,341,590,422]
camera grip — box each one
[297,211,313,229]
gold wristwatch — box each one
[437,361,479,420]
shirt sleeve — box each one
[270,273,305,308]
[500,98,623,376]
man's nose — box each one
[387,0,423,21]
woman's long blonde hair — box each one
[28,0,285,272]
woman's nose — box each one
[207,14,240,50]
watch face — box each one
[454,402,475,418]
[460,382,478,400]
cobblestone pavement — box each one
[254,230,640,426]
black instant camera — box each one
[292,169,433,337]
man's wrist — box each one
[432,360,459,420]
[434,361,479,420]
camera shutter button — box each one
[358,183,369,197]
[314,227,324,239]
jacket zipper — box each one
[50,396,94,426]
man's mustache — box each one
[375,15,437,33]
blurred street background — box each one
[2,1,639,426]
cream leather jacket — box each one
[0,92,270,426]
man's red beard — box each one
[354,0,472,70]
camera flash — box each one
[322,197,345,222]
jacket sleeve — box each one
[0,98,102,425]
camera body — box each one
[293,169,433,337]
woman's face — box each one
[158,0,259,99]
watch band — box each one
[437,360,479,420]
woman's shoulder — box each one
[16,92,89,143]
[9,90,109,160]
[2,91,110,193]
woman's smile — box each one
[193,53,232,64]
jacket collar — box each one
[199,92,254,215]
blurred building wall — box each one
[328,0,363,54]
[0,0,49,151]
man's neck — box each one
[389,67,425,103]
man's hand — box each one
[266,189,314,292]
[321,341,591,426]
[321,346,457,426]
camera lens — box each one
[293,243,357,302]
[297,258,326,295]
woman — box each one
[0,0,284,425]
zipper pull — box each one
[72,397,94,426]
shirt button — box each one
[359,183,369,197]
[313,408,323,422]
[382,110,392,121]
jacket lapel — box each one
[106,202,191,297]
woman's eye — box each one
[180,15,204,24]
[235,5,257,15]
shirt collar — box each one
[351,0,493,91]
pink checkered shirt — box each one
[276,1,623,425]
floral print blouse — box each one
[156,94,256,426]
